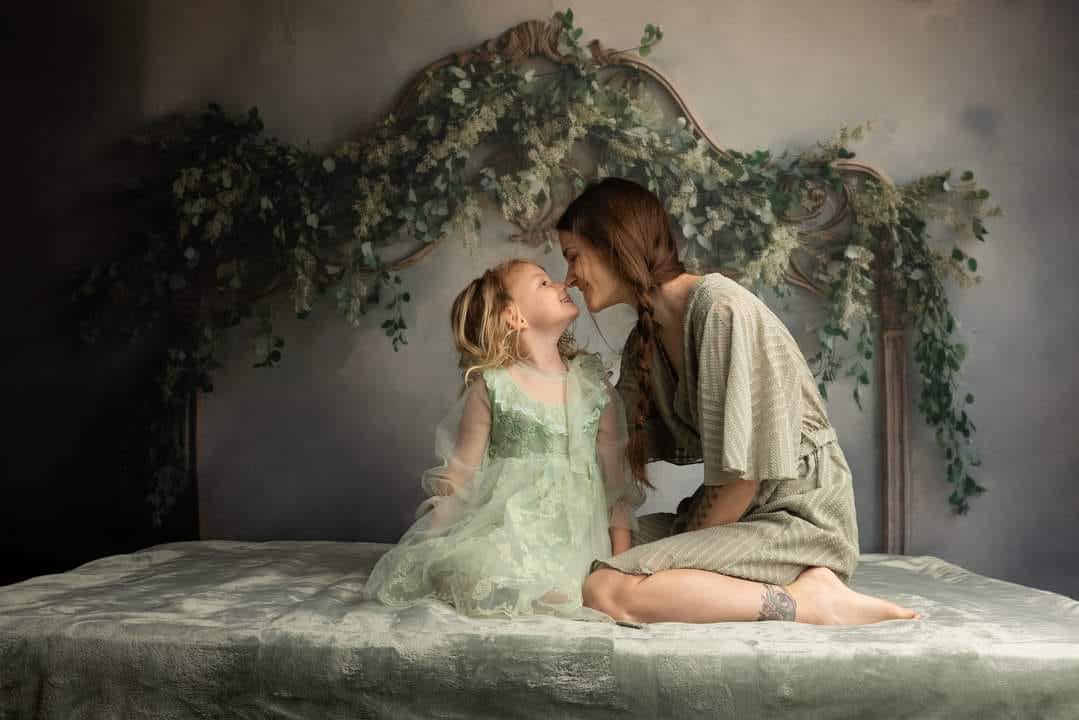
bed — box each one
[1,540,1077,719]
[3,18,1077,720]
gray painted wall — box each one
[156,1,1079,598]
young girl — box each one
[362,258,646,621]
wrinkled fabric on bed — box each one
[0,540,1076,719]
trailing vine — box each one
[73,9,999,524]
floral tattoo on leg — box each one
[758,584,797,621]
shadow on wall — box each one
[0,2,199,585]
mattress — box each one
[1,540,1076,719]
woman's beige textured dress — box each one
[590,273,861,587]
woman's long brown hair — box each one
[555,177,686,489]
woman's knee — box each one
[583,569,640,622]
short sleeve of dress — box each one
[414,376,492,526]
[693,293,802,486]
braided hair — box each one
[555,177,686,489]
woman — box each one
[556,177,920,625]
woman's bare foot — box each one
[786,567,921,625]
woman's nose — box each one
[563,270,577,288]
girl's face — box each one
[502,263,578,331]
[558,230,632,312]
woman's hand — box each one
[670,513,689,535]
[669,488,700,534]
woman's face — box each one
[558,231,630,312]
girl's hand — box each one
[427,495,462,531]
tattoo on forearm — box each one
[758,584,797,621]
[686,486,722,531]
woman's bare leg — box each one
[584,565,920,625]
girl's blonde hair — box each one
[450,258,579,387]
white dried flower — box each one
[741,222,802,289]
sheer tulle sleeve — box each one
[596,379,646,532]
[414,376,492,529]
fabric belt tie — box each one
[799,427,838,458]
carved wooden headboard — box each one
[188,19,911,554]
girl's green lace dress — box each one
[363,352,644,621]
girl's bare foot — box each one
[786,567,921,625]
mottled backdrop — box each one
[4,0,1077,599]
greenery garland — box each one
[73,9,1000,525]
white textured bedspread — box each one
[1,540,1076,719]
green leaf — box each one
[972,217,987,240]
